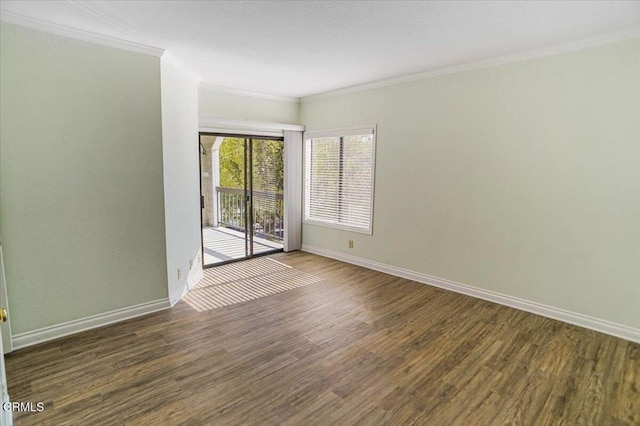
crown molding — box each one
[302,28,640,103]
[162,51,202,82]
[199,82,300,104]
[0,9,164,57]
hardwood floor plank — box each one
[5,251,639,425]
[614,358,640,424]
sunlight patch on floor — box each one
[184,257,323,311]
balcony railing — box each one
[216,186,284,242]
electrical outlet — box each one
[349,240,354,249]
[177,267,181,280]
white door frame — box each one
[0,242,12,425]
[0,243,12,354]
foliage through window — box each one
[304,128,375,234]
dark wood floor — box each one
[6,252,640,425]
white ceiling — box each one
[1,1,639,98]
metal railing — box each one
[216,186,284,242]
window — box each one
[304,127,376,234]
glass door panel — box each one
[201,135,247,266]
[251,139,285,255]
[200,134,284,268]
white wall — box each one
[300,39,640,331]
[161,53,203,304]
[0,23,169,334]
[199,86,300,124]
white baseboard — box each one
[301,244,640,344]
[169,282,189,307]
[188,268,204,290]
[12,298,170,350]
[169,268,204,307]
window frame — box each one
[303,125,376,235]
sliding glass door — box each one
[199,133,284,267]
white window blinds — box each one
[304,127,375,234]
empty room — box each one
[0,1,638,424]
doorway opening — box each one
[199,133,284,267]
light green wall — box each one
[0,24,169,334]
[300,39,640,329]
[199,87,300,124]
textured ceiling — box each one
[1,1,639,98]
